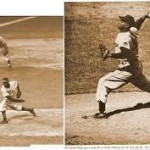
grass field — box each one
[65,2,150,94]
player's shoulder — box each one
[10,80,18,84]
[10,80,17,83]
[9,81,18,89]
[10,81,18,86]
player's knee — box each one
[98,77,106,85]
[106,87,111,94]
[14,104,22,111]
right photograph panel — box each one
[65,2,150,145]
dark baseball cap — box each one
[2,77,9,83]
[119,15,135,27]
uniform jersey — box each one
[114,32,138,68]
[1,81,18,98]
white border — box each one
[0,0,64,16]
[0,0,148,16]
[0,0,149,149]
[68,0,148,1]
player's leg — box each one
[8,104,36,116]
[96,72,113,102]
[4,55,12,68]
[1,111,8,123]
[0,99,8,123]
[22,106,36,116]
[96,70,132,116]
[96,72,113,116]
[130,73,150,92]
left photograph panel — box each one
[0,16,63,146]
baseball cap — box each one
[2,77,9,83]
[119,15,135,27]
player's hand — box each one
[16,91,21,98]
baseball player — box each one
[96,12,150,117]
[0,77,36,124]
[0,36,12,68]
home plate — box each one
[0,109,63,137]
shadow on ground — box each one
[101,102,150,119]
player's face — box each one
[118,20,130,32]
[3,82,10,88]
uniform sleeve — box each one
[134,15,147,30]
[111,48,134,59]
[1,88,10,97]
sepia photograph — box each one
[65,2,150,145]
[0,16,63,146]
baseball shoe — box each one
[30,108,37,117]
[8,65,12,69]
[146,12,150,19]
[93,112,106,118]
[0,119,8,124]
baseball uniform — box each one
[96,28,150,104]
[0,81,22,111]
[0,36,11,68]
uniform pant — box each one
[96,68,150,103]
[0,98,22,111]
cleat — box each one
[146,12,150,19]
[98,113,106,118]
[0,119,8,124]
[93,113,106,119]
[30,108,37,117]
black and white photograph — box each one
[0,16,63,146]
[65,2,150,145]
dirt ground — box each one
[0,38,63,146]
[65,92,150,145]
[0,109,63,146]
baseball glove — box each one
[16,91,21,98]
[99,43,110,61]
